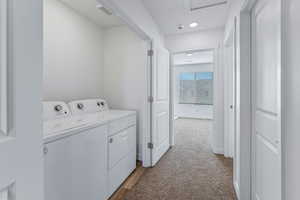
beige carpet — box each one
[124,118,237,200]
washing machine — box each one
[43,101,108,200]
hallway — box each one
[124,118,237,200]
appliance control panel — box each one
[68,98,109,115]
[43,101,71,121]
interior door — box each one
[252,0,282,199]
[150,45,170,166]
[0,0,44,199]
[224,45,235,158]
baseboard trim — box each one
[137,153,142,161]
[234,181,240,200]
[177,116,213,120]
[211,146,224,155]
[152,139,170,165]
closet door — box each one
[0,0,44,199]
[251,0,282,199]
[150,45,170,166]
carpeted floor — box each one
[124,118,237,200]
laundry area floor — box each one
[111,118,237,200]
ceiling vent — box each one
[187,0,227,11]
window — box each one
[179,72,213,105]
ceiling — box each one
[173,50,214,65]
[141,0,232,35]
[59,0,123,28]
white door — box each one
[252,0,282,199]
[0,0,44,199]
[224,45,235,158]
[150,45,170,166]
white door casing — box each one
[151,45,170,166]
[252,0,282,199]
[0,0,44,199]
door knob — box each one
[109,138,113,143]
[230,105,233,109]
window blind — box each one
[179,72,213,105]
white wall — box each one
[286,0,300,199]
[102,26,148,161]
[99,0,164,45]
[166,28,224,53]
[43,0,104,101]
[174,64,213,119]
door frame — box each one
[223,19,237,159]
[97,0,154,167]
[224,20,238,197]
[170,48,215,148]
[238,0,287,199]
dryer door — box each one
[108,130,129,169]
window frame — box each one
[178,72,214,105]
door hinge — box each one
[148,142,154,149]
[148,96,154,103]
[148,49,154,56]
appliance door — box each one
[44,136,72,200]
[44,125,108,200]
[108,130,130,169]
[108,125,136,196]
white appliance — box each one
[43,99,137,200]
[68,99,137,197]
[43,101,108,200]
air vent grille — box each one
[190,0,227,11]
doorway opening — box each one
[169,48,237,199]
[42,0,154,199]
[170,49,215,148]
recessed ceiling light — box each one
[96,4,103,9]
[189,22,198,28]
[186,53,193,56]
